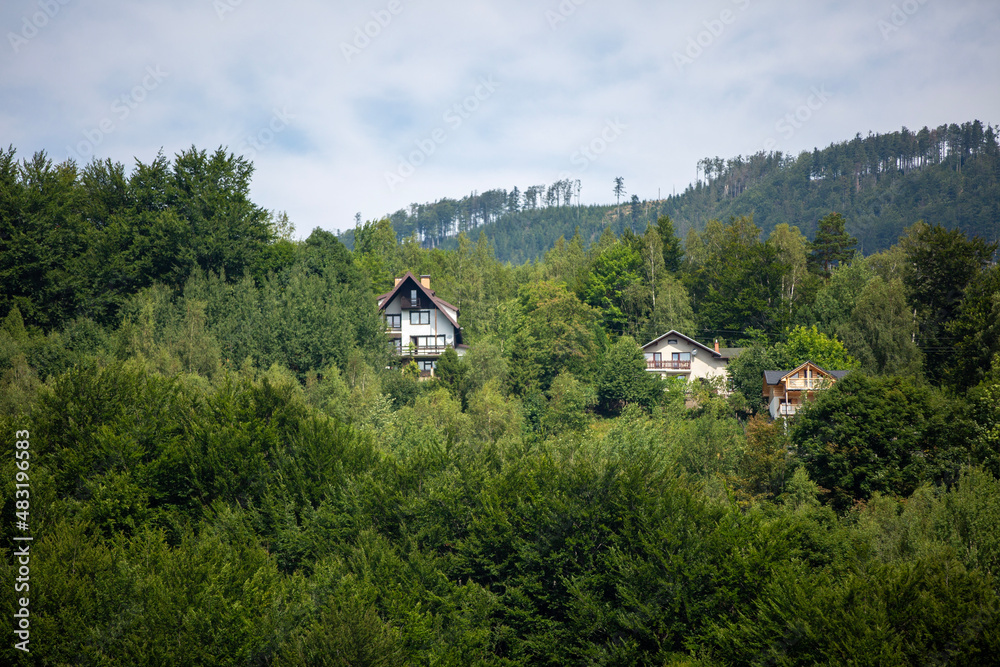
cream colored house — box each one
[640,330,740,385]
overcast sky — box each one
[2,0,998,237]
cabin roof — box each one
[377,271,460,330]
[764,361,851,386]
[640,329,725,358]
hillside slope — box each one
[352,121,999,263]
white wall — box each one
[642,337,728,382]
[384,295,457,348]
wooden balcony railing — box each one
[785,378,826,390]
[646,360,691,370]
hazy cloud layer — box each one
[2,0,998,235]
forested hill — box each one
[4,136,1000,664]
[349,120,999,263]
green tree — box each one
[809,212,857,275]
[729,414,794,506]
[687,216,787,334]
[770,223,820,319]
[946,266,1000,390]
[543,370,594,435]
[167,146,275,281]
[595,335,660,415]
[463,339,510,395]
[353,217,399,293]
[966,371,1000,476]
[901,223,997,383]
[838,276,922,376]
[792,373,962,510]
[467,379,522,443]
[579,242,645,335]
[710,556,1000,665]
[435,345,469,406]
[541,230,588,288]
[507,281,599,393]
[783,324,857,371]
[655,214,684,272]
[641,225,664,308]
[640,274,696,343]
[798,259,873,335]
[0,150,90,329]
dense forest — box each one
[350,121,1000,264]
[1,139,1000,664]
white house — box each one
[640,330,740,385]
[377,272,466,376]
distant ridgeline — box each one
[346,121,999,263]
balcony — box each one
[393,345,449,357]
[646,360,691,371]
[785,378,827,390]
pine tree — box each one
[809,212,857,275]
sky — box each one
[2,0,998,238]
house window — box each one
[409,289,417,304]
[385,314,401,329]
[413,335,446,350]
[667,339,678,345]
[410,310,430,325]
[420,360,436,371]
[390,338,402,354]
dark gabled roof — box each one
[718,347,744,360]
[434,296,459,312]
[641,329,725,358]
[763,370,787,386]
[377,272,461,330]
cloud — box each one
[1,0,997,236]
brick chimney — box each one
[394,277,402,287]
[714,339,720,354]
[420,275,431,289]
